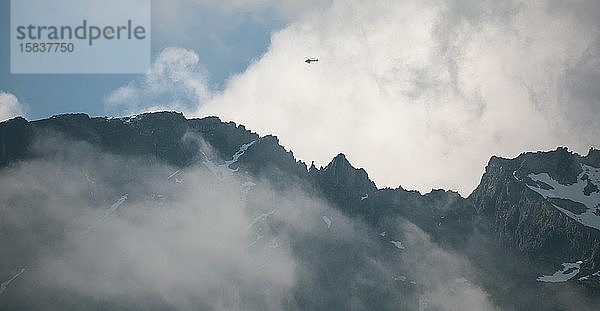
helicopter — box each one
[305,57,318,64]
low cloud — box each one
[0,134,298,309]
[105,47,211,116]
[0,132,499,310]
[0,92,25,122]
[395,220,500,311]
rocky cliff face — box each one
[469,147,600,290]
[310,153,377,213]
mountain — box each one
[0,112,599,310]
[470,147,600,288]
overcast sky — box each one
[2,0,599,194]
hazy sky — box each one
[2,0,600,194]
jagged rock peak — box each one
[326,153,352,168]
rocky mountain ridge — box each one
[1,111,599,310]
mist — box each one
[0,133,300,310]
[0,131,503,310]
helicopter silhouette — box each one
[305,57,318,64]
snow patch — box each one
[361,194,369,201]
[84,194,128,234]
[322,215,332,228]
[526,164,600,230]
[167,170,184,183]
[578,275,590,281]
[167,170,182,180]
[0,268,26,295]
[246,234,263,248]
[512,170,521,182]
[537,261,582,282]
[380,231,386,237]
[106,194,128,215]
[246,209,276,231]
[390,241,405,249]
[204,141,256,177]
[228,141,255,165]
[85,173,95,184]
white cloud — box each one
[194,0,600,195]
[0,92,25,122]
[105,47,211,115]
